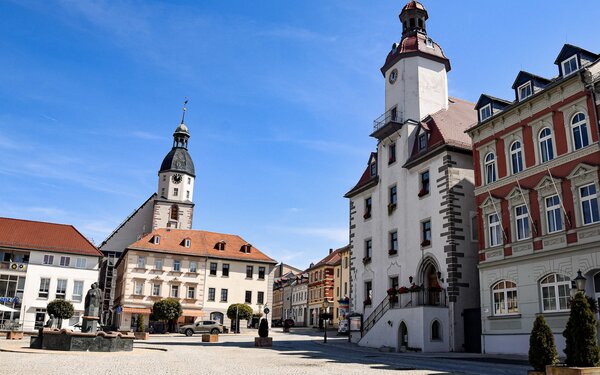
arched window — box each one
[492,280,518,315]
[484,152,497,184]
[431,320,441,340]
[510,141,523,174]
[571,112,589,150]
[539,128,554,163]
[540,273,570,312]
[170,205,179,220]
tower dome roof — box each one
[402,1,426,12]
[159,147,195,177]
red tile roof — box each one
[381,33,450,75]
[402,1,426,12]
[307,245,349,270]
[0,217,102,257]
[427,97,477,150]
[127,228,277,264]
[344,152,378,198]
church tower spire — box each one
[399,1,428,37]
[153,100,196,230]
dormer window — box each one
[184,238,191,248]
[214,241,226,251]
[370,161,377,177]
[517,82,533,101]
[241,244,252,253]
[425,38,434,48]
[418,133,428,151]
[479,104,492,122]
[562,55,579,76]
[153,235,161,245]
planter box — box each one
[202,334,218,343]
[254,337,272,347]
[134,332,149,340]
[6,331,23,340]
[547,365,600,375]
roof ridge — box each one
[0,216,72,227]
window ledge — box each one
[537,311,570,317]
[169,271,183,276]
[488,314,521,320]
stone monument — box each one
[82,282,102,333]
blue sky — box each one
[1,1,599,270]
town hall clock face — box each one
[172,174,183,184]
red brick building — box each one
[466,44,600,355]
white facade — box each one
[20,251,100,331]
[347,3,480,353]
[291,280,308,326]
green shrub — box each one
[258,319,269,338]
[563,292,600,367]
[136,315,145,333]
[152,298,183,322]
[528,315,558,371]
[47,299,74,328]
[226,304,253,321]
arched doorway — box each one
[422,259,441,305]
[398,321,408,351]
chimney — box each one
[329,248,333,254]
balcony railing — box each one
[373,108,402,133]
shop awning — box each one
[182,309,204,317]
[122,307,151,314]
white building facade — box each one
[290,275,308,326]
[345,1,481,353]
[0,218,102,332]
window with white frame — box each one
[56,279,67,299]
[137,256,145,268]
[492,280,518,315]
[479,104,492,122]
[539,128,554,163]
[365,239,372,259]
[184,238,191,248]
[484,152,497,184]
[518,82,533,101]
[418,133,427,151]
[488,213,502,247]
[580,184,600,225]
[75,258,86,268]
[173,259,181,272]
[515,205,530,240]
[155,258,163,270]
[562,55,579,76]
[152,283,161,296]
[571,112,590,150]
[545,195,563,233]
[390,231,398,251]
[39,277,50,298]
[59,256,70,267]
[510,141,524,174]
[189,261,197,273]
[171,285,179,298]
[540,274,570,312]
[43,255,54,265]
[134,281,143,295]
[72,280,84,302]
[187,286,195,299]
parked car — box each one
[179,320,224,336]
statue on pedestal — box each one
[82,282,102,333]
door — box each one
[398,321,408,350]
[463,308,482,353]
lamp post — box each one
[323,299,331,344]
[574,269,587,292]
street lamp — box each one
[574,270,587,292]
[323,299,331,344]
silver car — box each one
[179,320,223,336]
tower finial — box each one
[181,97,188,124]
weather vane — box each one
[181,97,188,124]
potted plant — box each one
[397,286,409,294]
[387,288,397,296]
[255,319,272,347]
[388,249,397,256]
[546,292,600,374]
[363,297,372,307]
[528,315,557,374]
[420,239,431,247]
[134,315,149,340]
[362,256,371,265]
[387,203,396,214]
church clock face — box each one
[389,68,398,84]
[172,174,183,184]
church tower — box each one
[380,1,450,123]
[153,104,195,230]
